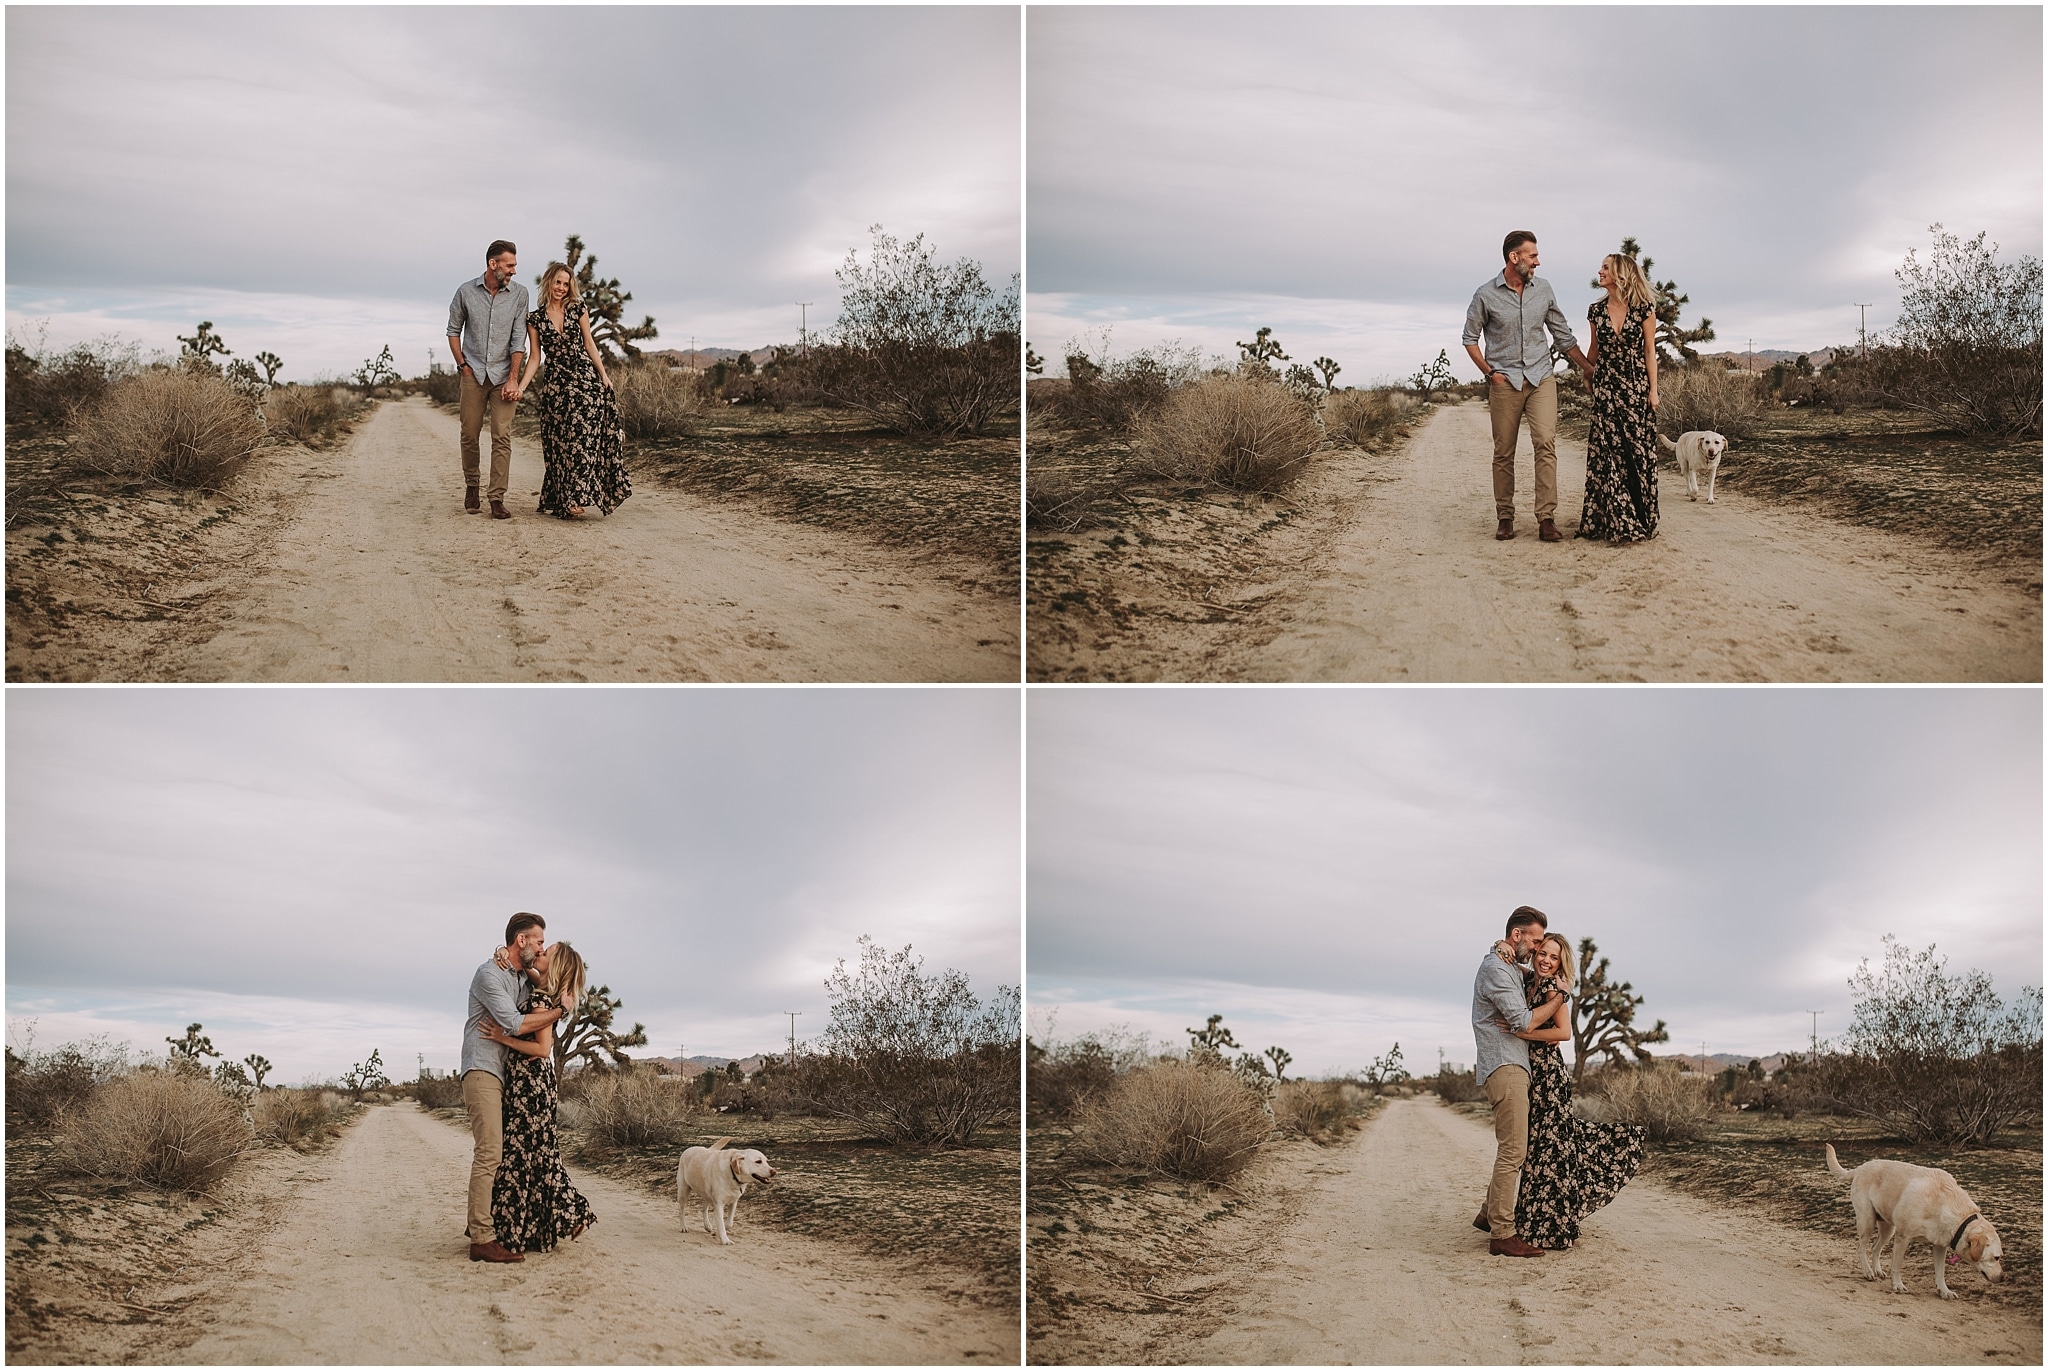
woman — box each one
[1577,253,1660,544]
[513,263,632,519]
[1507,932,1645,1249]
[477,941,597,1252]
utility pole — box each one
[783,1011,802,1068]
[1853,305,1873,358]
[1746,339,1753,374]
[795,302,814,356]
[1804,1009,1824,1058]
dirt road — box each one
[1148,1097,2038,1365]
[160,1102,1013,1364]
[167,397,1015,681]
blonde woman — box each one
[512,263,632,520]
[1577,253,1661,544]
[1498,932,1645,1248]
[477,940,597,1251]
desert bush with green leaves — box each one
[1426,1064,1483,1104]
[4,335,140,428]
[4,1034,133,1124]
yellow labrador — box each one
[1825,1143,2003,1299]
[678,1136,777,1246]
[1657,431,1727,503]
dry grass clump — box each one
[571,1068,703,1150]
[1133,374,1323,492]
[1072,1058,1272,1182]
[1272,1079,1361,1141]
[1657,364,1769,441]
[614,363,709,440]
[1323,387,1415,448]
[72,367,266,488]
[408,1073,466,1110]
[1426,1066,1483,1104]
[263,384,356,448]
[53,1069,253,1191]
[251,1086,356,1152]
[1578,1063,1718,1142]
[4,1037,130,1125]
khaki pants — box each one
[1483,1064,1530,1238]
[1487,375,1558,522]
[461,1069,503,1243]
[458,374,516,502]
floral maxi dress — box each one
[489,989,596,1253]
[528,301,632,519]
[1513,972,1646,1249]
[1577,300,1659,542]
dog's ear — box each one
[730,1149,747,1178]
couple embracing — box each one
[1470,905,1645,1258]
[461,912,598,1264]
[446,240,632,522]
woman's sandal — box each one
[570,1216,596,1241]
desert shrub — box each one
[1133,374,1323,492]
[54,1069,253,1191]
[1323,387,1415,449]
[4,1035,132,1125]
[1809,937,2041,1147]
[1027,1031,1154,1126]
[252,1086,355,1151]
[1427,1066,1483,1104]
[1864,225,2042,437]
[264,384,356,448]
[410,1073,465,1110]
[1072,1057,1272,1182]
[793,936,1020,1148]
[71,366,265,488]
[1578,1062,1717,1142]
[4,336,139,428]
[1272,1079,1359,1141]
[614,362,707,439]
[573,1067,701,1150]
[1055,345,1204,431]
[814,227,1020,437]
[423,366,462,406]
[1656,363,1768,441]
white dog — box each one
[1825,1143,2004,1299]
[677,1137,777,1246]
[1657,430,1728,503]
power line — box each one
[1853,305,1874,358]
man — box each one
[1462,232,1591,543]
[1471,905,1549,1258]
[462,912,564,1263]
[446,240,530,520]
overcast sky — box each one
[7,689,1019,1085]
[1028,6,2042,383]
[1028,689,2040,1078]
[6,6,1019,381]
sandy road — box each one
[1223,404,2039,681]
[169,397,1016,681]
[164,1102,1014,1365]
[1155,1097,2038,1365]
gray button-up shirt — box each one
[462,958,532,1082]
[1471,950,1534,1085]
[447,275,531,385]
[1463,271,1577,390]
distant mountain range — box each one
[631,1053,776,1077]
[1699,347,1844,370]
[645,347,781,369]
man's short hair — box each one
[1502,231,1537,262]
[505,911,545,945]
[486,239,517,262]
[1505,905,1548,936]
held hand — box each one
[501,381,518,402]
[1649,389,1659,409]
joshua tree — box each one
[553,984,650,1074]
[1186,1012,1241,1062]
[1235,326,1289,377]
[545,233,659,364]
[340,1048,390,1100]
[1569,937,1671,1079]
[1264,1045,1293,1083]
[243,1053,273,1090]
[166,1023,220,1066]
[1312,355,1342,390]
[1593,237,1716,366]
[1025,343,1045,375]
[253,351,285,385]
[1410,349,1458,401]
[1364,1041,1409,1089]
[354,345,401,391]
[177,322,231,360]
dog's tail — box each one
[708,1135,733,1152]
[1824,1142,1851,1180]
[1656,434,1678,455]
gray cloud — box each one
[1027,689,2040,1072]
[1027,6,2041,378]
[8,688,1019,1081]
[7,7,1019,376]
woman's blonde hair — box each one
[537,262,580,307]
[1604,254,1655,313]
[543,941,587,1011]
[1538,932,1577,990]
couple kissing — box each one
[461,912,598,1264]
[1470,905,1645,1257]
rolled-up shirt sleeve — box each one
[447,289,467,340]
[1543,293,1578,356]
[1462,289,1488,349]
[1481,960,1533,1031]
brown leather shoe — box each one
[489,501,511,520]
[469,1240,524,1263]
[1538,518,1564,542]
[1494,519,1515,540]
[464,487,480,512]
[1473,1206,1491,1233]
[1489,1235,1543,1258]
